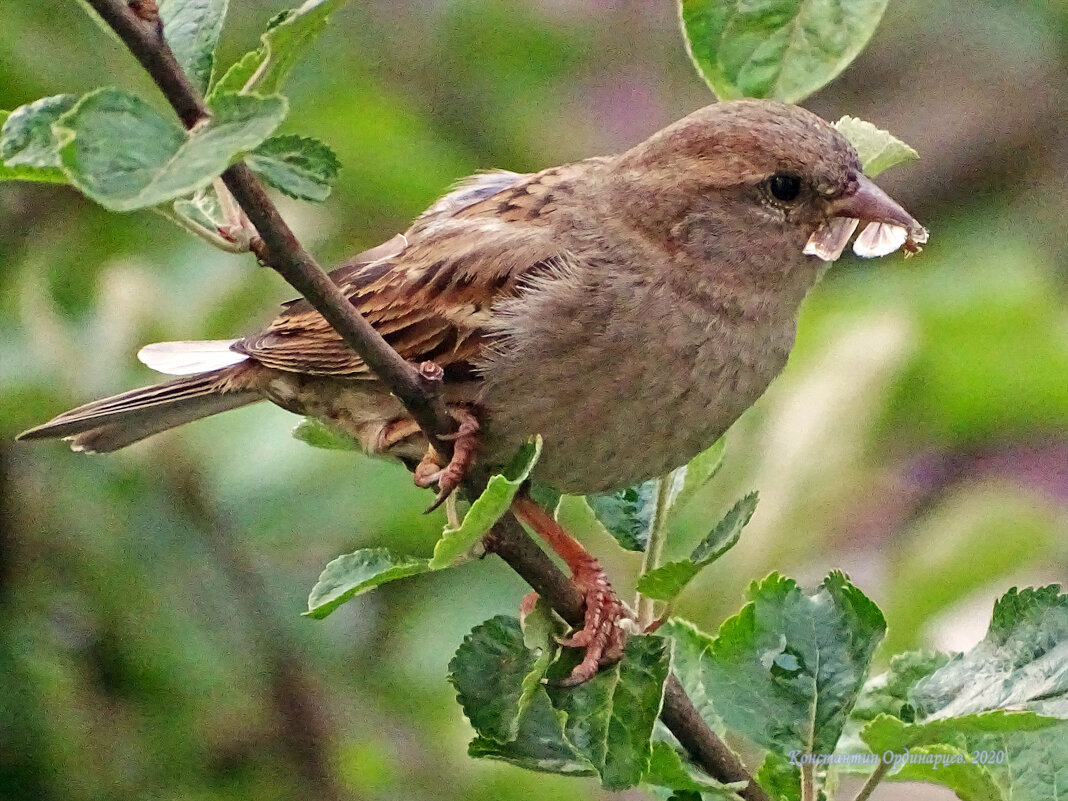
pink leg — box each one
[511,494,632,685]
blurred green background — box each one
[1,1,1065,800]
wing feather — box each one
[236,164,591,379]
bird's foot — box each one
[413,406,480,512]
[510,494,635,685]
[518,573,632,687]
[553,553,633,686]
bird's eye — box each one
[768,174,802,203]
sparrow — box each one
[18,99,927,681]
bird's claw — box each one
[554,556,633,687]
[413,407,480,512]
[508,494,634,685]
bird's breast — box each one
[474,268,800,494]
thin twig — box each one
[153,205,248,252]
[660,676,773,801]
[801,762,815,801]
[635,474,673,626]
[77,2,770,796]
[81,0,457,456]
[218,161,455,448]
[852,759,890,801]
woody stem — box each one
[636,474,674,627]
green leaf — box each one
[679,0,889,103]
[891,748,1005,801]
[55,88,287,212]
[852,649,950,722]
[853,716,1064,801]
[450,616,543,744]
[1,95,77,168]
[292,417,358,451]
[636,561,707,605]
[670,438,725,518]
[454,610,682,787]
[246,134,340,201]
[159,0,228,95]
[635,493,756,603]
[858,589,1068,801]
[172,185,225,232]
[210,0,349,98]
[1,110,65,184]
[0,95,78,183]
[855,588,1066,801]
[691,572,886,755]
[690,492,757,562]
[883,744,1004,801]
[429,436,541,569]
[645,742,745,800]
[467,689,595,777]
[304,548,429,619]
[453,614,594,776]
[519,599,564,711]
[970,722,1068,801]
[586,479,659,552]
[210,49,263,100]
[659,619,726,733]
[833,117,920,178]
[755,752,800,801]
[892,748,1004,801]
[519,599,564,697]
[521,596,563,653]
[547,635,671,790]
[1,157,67,184]
[912,585,1067,719]
[860,710,1058,754]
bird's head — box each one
[614,99,927,264]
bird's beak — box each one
[804,174,928,261]
[833,174,925,236]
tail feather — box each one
[16,370,260,453]
[138,339,249,376]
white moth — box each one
[803,217,860,261]
[804,219,929,262]
[853,221,909,258]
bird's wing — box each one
[236,167,583,379]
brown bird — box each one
[18,99,927,681]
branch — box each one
[852,759,890,801]
[636,473,674,626]
[220,161,456,449]
[800,762,816,801]
[81,0,457,453]
[79,3,770,798]
[486,518,771,801]
[661,677,772,801]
